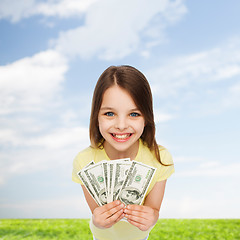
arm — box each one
[123,180,167,231]
[81,185,98,213]
[81,185,125,229]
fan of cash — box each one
[78,158,156,206]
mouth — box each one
[111,133,132,141]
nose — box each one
[115,116,128,131]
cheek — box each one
[137,119,145,133]
[98,118,109,133]
[98,118,104,133]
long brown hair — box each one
[89,65,166,165]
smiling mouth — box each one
[111,133,132,139]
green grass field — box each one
[0,219,239,240]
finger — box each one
[126,205,148,213]
[124,209,149,220]
[106,200,123,210]
[103,202,125,219]
[115,212,125,223]
[104,208,125,228]
[92,201,125,228]
[125,205,155,218]
[95,200,122,215]
[127,218,148,231]
[109,212,125,226]
[125,213,146,225]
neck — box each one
[103,140,139,161]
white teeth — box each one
[113,134,130,139]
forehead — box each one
[101,85,137,109]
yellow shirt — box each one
[72,139,174,240]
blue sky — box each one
[0,0,239,218]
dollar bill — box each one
[107,162,114,203]
[106,158,131,203]
[83,161,107,206]
[117,161,156,205]
[77,159,156,207]
[102,161,108,199]
[112,158,131,201]
[77,160,101,206]
[85,160,95,168]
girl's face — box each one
[98,85,145,159]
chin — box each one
[111,140,138,152]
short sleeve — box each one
[72,146,96,185]
[156,148,175,181]
[72,154,83,185]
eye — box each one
[130,112,140,117]
[105,112,114,117]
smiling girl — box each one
[72,65,174,240]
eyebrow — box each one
[100,107,140,112]
[100,107,114,110]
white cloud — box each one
[173,156,207,163]
[222,81,240,109]
[36,0,99,18]
[0,49,68,114]
[176,161,240,178]
[0,0,187,60]
[60,109,80,125]
[0,129,19,146]
[0,195,91,218]
[53,0,187,60]
[0,0,35,22]
[0,126,89,148]
[0,126,89,184]
[161,196,240,218]
[148,40,240,98]
[147,45,240,97]
[147,37,240,116]
[27,127,89,149]
[0,0,99,22]
[154,109,174,123]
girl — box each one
[72,65,174,240]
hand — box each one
[92,200,125,229]
[123,205,159,231]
